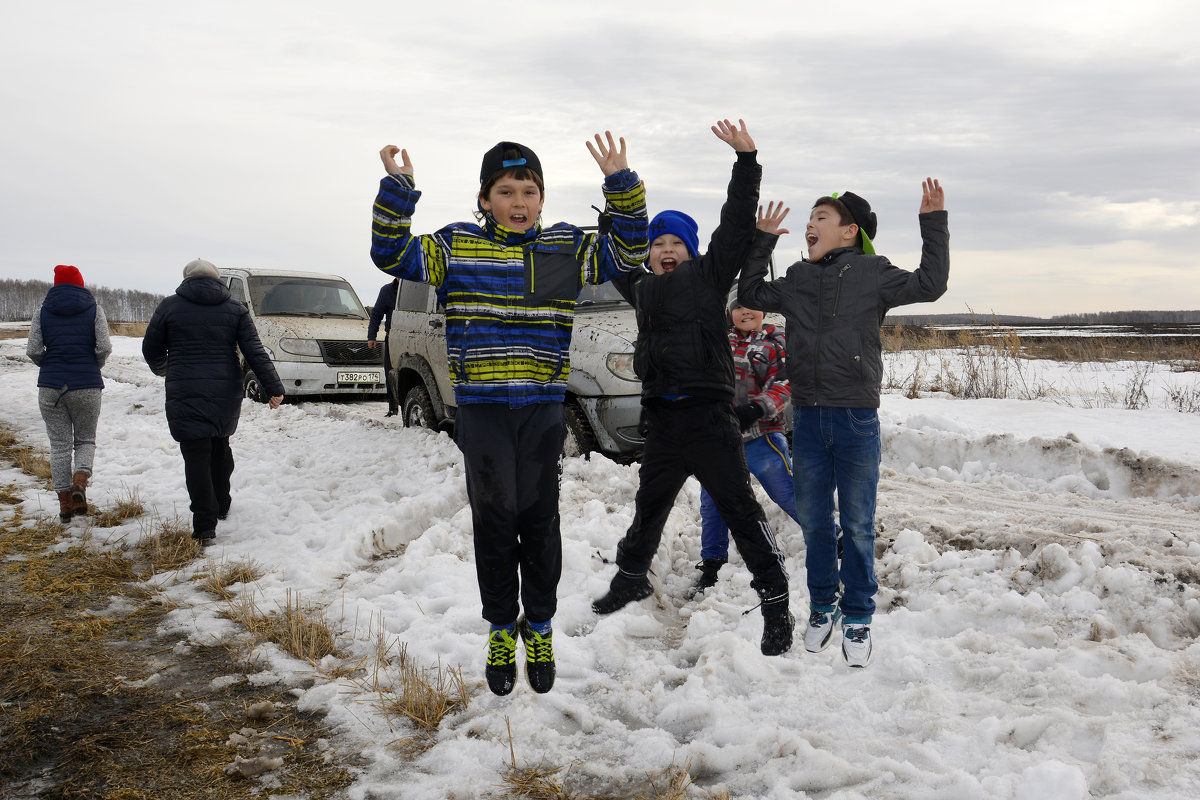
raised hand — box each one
[586,131,629,177]
[757,201,791,236]
[380,145,413,176]
[712,118,755,153]
[920,178,945,213]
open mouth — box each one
[660,258,678,273]
[806,233,818,247]
[510,214,528,226]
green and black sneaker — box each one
[518,618,556,694]
[485,624,518,696]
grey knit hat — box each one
[183,258,219,279]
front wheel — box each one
[244,371,265,403]
[402,385,438,431]
[563,403,596,459]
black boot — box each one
[758,589,793,656]
[685,558,727,600]
[592,569,653,615]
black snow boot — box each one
[592,569,653,615]
[759,589,793,656]
[685,558,727,600]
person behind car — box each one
[142,258,285,547]
[369,131,649,696]
[688,294,801,599]
[590,119,794,658]
[26,264,112,522]
[367,277,399,417]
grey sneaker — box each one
[803,606,843,653]
[841,623,873,668]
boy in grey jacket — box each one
[738,180,948,667]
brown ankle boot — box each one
[70,471,89,515]
[57,490,74,523]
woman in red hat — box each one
[26,265,111,522]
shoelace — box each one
[844,626,870,643]
[524,632,554,664]
[487,632,516,666]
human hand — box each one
[757,201,791,235]
[712,118,755,153]
[586,131,628,177]
[380,145,413,176]
[734,403,763,430]
[920,178,944,213]
[268,395,284,409]
[367,339,377,350]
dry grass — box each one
[884,322,1200,367]
[135,514,203,573]
[221,587,339,662]
[109,321,148,337]
[200,556,266,600]
[91,487,147,528]
[496,726,721,800]
[1,423,356,798]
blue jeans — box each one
[699,432,798,561]
[793,407,881,624]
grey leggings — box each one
[38,387,102,492]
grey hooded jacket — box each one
[738,210,949,408]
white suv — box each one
[219,267,386,400]
[387,279,644,461]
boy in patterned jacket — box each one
[370,132,649,696]
[688,295,799,598]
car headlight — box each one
[279,338,322,357]
[606,352,638,382]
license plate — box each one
[337,371,381,384]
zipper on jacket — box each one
[813,267,824,404]
[833,264,852,317]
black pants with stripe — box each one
[454,403,565,626]
[616,400,788,601]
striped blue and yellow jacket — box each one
[370,169,648,407]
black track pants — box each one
[454,403,566,625]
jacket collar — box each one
[483,214,542,246]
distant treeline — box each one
[886,310,1200,326]
[1,278,163,323]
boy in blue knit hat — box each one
[371,131,649,696]
[592,119,793,657]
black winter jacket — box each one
[614,151,761,403]
[142,276,284,441]
[738,210,950,408]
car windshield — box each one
[249,277,368,319]
[576,281,630,308]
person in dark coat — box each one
[26,264,112,522]
[142,258,285,546]
[367,277,399,416]
[590,120,794,657]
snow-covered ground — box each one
[3,335,1199,799]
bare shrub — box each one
[1165,384,1200,413]
[1123,363,1152,409]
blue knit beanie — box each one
[647,210,700,259]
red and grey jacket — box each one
[731,321,790,441]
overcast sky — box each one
[2,0,1197,318]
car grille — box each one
[319,340,381,366]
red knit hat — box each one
[54,265,85,286]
